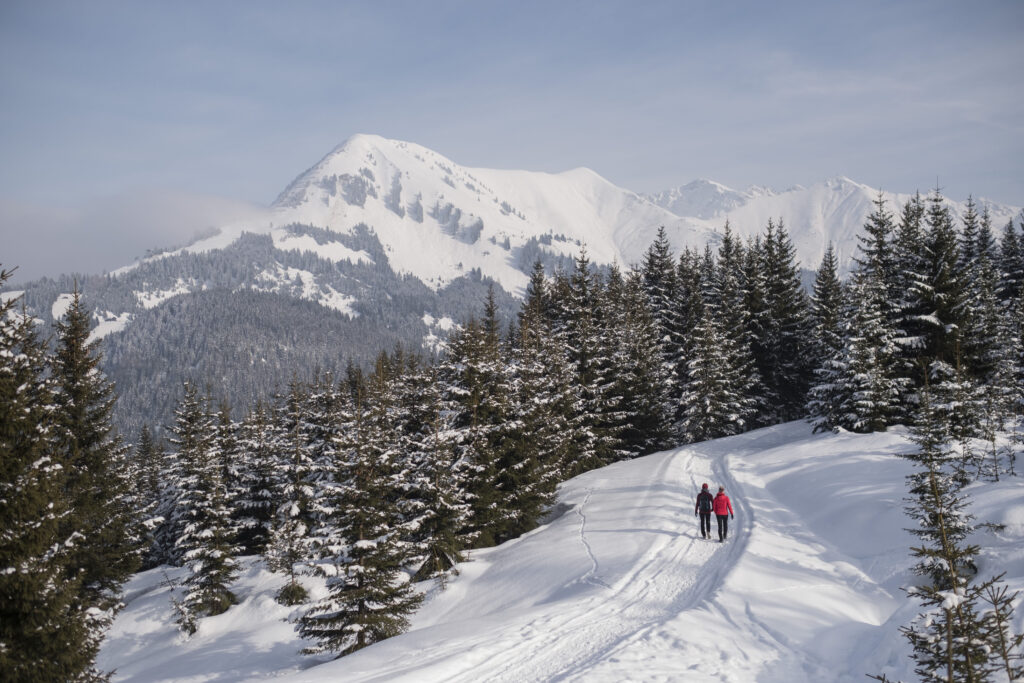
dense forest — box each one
[3,188,1023,680]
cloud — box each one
[0,190,268,285]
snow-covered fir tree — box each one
[264,383,316,605]
[0,276,100,682]
[806,244,847,430]
[899,384,991,682]
[754,220,813,423]
[51,290,139,623]
[169,383,239,633]
[232,401,279,555]
[297,368,423,657]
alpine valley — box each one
[3,134,1019,435]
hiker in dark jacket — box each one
[713,486,734,542]
[694,483,714,539]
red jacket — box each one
[713,492,733,516]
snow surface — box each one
[87,311,132,343]
[135,279,193,309]
[98,422,1024,682]
[51,292,74,320]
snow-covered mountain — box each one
[128,134,719,298]
[97,422,1024,682]
[649,176,1020,274]
[121,134,1020,302]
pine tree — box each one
[0,276,99,681]
[907,190,969,378]
[899,384,990,682]
[298,370,423,657]
[979,580,1024,680]
[233,401,278,555]
[133,425,166,570]
[833,265,907,433]
[806,244,847,430]
[169,383,239,633]
[399,362,469,582]
[641,227,685,413]
[609,269,674,455]
[893,191,929,403]
[712,223,762,428]
[51,289,138,639]
[679,301,755,442]
[998,217,1023,303]
[753,220,813,422]
[514,261,577,483]
[264,384,314,605]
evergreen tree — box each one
[609,269,674,455]
[641,226,685,410]
[806,244,847,430]
[264,384,314,605]
[298,370,423,657]
[754,220,813,422]
[169,383,239,632]
[133,425,166,570]
[679,301,755,442]
[233,401,279,555]
[52,290,139,615]
[555,251,624,469]
[0,277,98,681]
[832,265,907,433]
[899,385,991,682]
[998,217,1023,303]
[399,362,469,582]
[906,190,969,379]
[712,222,762,424]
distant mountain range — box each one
[4,134,1019,435]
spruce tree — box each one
[0,278,98,682]
[133,425,166,570]
[399,362,469,582]
[298,370,422,657]
[899,384,990,682]
[169,383,239,632]
[679,301,755,442]
[233,401,278,555]
[264,384,314,605]
[610,269,674,455]
[51,290,138,637]
[806,244,847,430]
[641,226,685,412]
[754,220,813,422]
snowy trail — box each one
[298,442,752,683]
[100,423,1024,682]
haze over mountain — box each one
[3,134,1020,435]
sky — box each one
[1,0,1022,282]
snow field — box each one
[99,422,1024,682]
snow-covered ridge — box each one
[100,134,1020,305]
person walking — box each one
[694,483,714,539]
[713,486,734,542]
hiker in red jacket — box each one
[713,486,734,542]
[694,483,714,539]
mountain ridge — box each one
[4,135,1020,435]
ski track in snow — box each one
[437,446,735,683]
[576,488,612,591]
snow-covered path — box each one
[99,423,1024,682]
[287,426,810,682]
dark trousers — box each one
[699,512,712,537]
[716,514,729,540]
